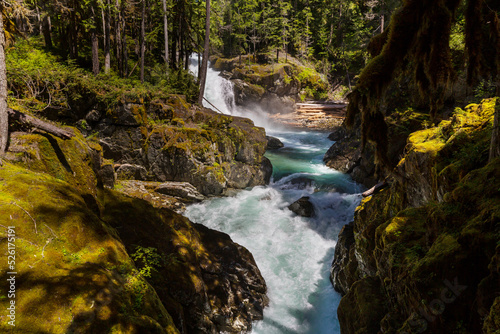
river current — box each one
[186,57,363,333]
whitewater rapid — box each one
[186,57,363,333]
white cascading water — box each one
[187,56,363,333]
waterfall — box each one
[186,55,363,333]
[188,54,278,129]
[189,55,236,115]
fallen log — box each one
[7,108,74,139]
[362,181,388,197]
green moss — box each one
[0,162,178,333]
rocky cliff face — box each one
[324,109,432,187]
[60,94,272,197]
[0,128,268,333]
[212,55,329,114]
[331,99,500,333]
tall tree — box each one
[198,0,210,105]
[140,0,146,83]
[162,0,169,69]
[91,4,99,75]
[102,0,111,74]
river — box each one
[187,57,363,333]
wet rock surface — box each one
[266,135,284,150]
[288,196,315,217]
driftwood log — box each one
[7,108,74,139]
[362,181,388,198]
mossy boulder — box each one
[333,99,500,333]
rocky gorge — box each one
[329,98,500,333]
[0,86,272,333]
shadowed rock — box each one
[266,135,284,150]
[288,196,315,217]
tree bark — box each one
[91,5,100,75]
[0,10,8,157]
[91,29,99,75]
[42,14,52,48]
[7,108,74,139]
[162,0,169,70]
[115,0,123,76]
[140,0,146,83]
[198,0,211,106]
[122,4,128,77]
[103,0,111,74]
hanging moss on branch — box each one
[346,0,500,169]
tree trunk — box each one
[115,0,123,76]
[0,10,8,157]
[91,29,99,75]
[162,0,169,70]
[122,4,128,77]
[42,14,52,48]
[198,0,210,106]
[489,105,500,162]
[70,1,78,59]
[6,109,74,139]
[140,0,146,83]
[102,0,111,74]
[91,6,100,75]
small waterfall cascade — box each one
[189,55,236,115]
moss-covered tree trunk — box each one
[0,8,8,158]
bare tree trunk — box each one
[91,31,100,75]
[115,0,123,76]
[91,6,100,75]
[42,14,52,48]
[162,0,169,70]
[103,0,111,74]
[198,0,210,106]
[0,10,8,157]
[140,0,146,83]
[122,4,128,77]
[490,105,500,162]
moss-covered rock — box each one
[0,162,179,334]
[0,129,268,333]
[333,98,500,333]
[212,55,329,113]
[71,94,272,196]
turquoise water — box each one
[185,129,363,334]
[187,59,363,333]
